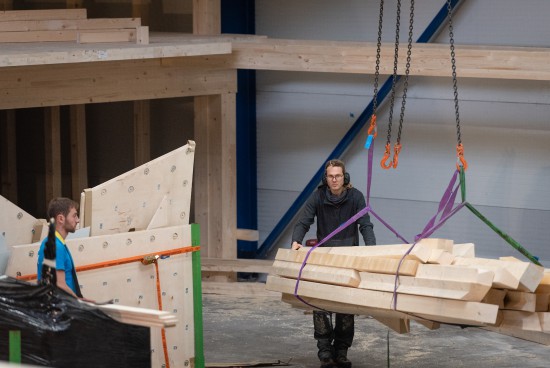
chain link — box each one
[396,0,414,145]
[386,0,402,146]
[447,0,462,145]
[372,0,384,116]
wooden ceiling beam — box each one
[228,39,550,81]
[0,59,236,109]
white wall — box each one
[255,0,550,265]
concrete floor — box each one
[203,290,550,368]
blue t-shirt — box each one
[37,232,77,294]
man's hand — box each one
[291,241,302,250]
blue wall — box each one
[221,0,258,259]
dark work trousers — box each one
[313,311,354,359]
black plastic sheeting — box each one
[0,276,151,367]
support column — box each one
[132,0,150,25]
[194,93,236,260]
[193,0,237,261]
[70,105,88,199]
[0,1,12,10]
[193,0,220,35]
[44,107,62,205]
[133,101,151,166]
[66,0,84,8]
[0,110,17,202]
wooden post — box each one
[44,107,62,205]
[193,93,236,260]
[133,100,151,166]
[0,1,12,10]
[132,1,151,167]
[193,0,220,35]
[66,0,84,8]
[132,0,150,26]
[193,0,237,261]
[0,110,17,202]
[70,105,88,199]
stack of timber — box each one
[266,239,550,345]
[0,8,148,44]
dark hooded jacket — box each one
[292,185,376,246]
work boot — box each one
[320,357,336,368]
[335,351,352,368]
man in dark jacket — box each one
[291,159,375,368]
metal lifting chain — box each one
[368,0,385,139]
[381,0,414,169]
[384,0,401,149]
[394,0,415,168]
[446,0,467,170]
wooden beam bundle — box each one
[0,8,148,44]
[266,240,550,344]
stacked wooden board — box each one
[0,8,148,44]
[266,239,550,344]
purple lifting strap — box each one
[391,170,466,310]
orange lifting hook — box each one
[368,115,378,139]
[456,143,468,171]
[381,143,393,169]
[391,143,402,169]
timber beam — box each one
[1,35,549,82]
[0,59,236,109]
[228,39,550,81]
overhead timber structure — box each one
[1,0,550,266]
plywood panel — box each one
[6,225,193,277]
[78,252,195,367]
[86,142,195,236]
[0,195,37,247]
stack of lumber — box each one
[0,8,148,44]
[91,303,178,329]
[266,239,550,344]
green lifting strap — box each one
[459,167,542,266]
[9,330,21,363]
[191,223,205,368]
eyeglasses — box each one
[326,174,343,181]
